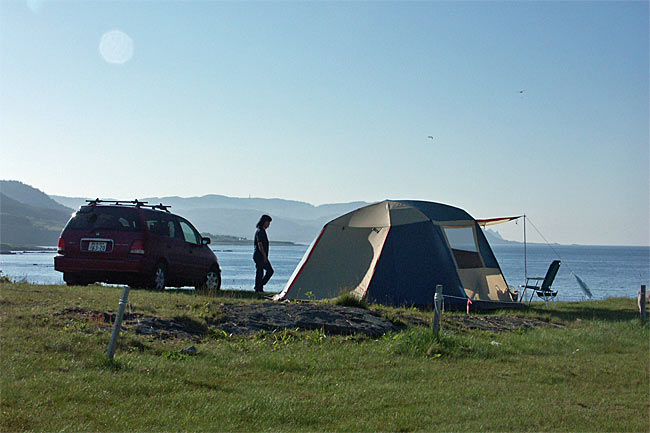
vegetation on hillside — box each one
[0,181,74,246]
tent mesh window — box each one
[443,226,483,269]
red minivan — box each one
[54,200,221,291]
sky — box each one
[0,1,648,246]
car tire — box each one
[195,266,221,295]
[149,263,167,291]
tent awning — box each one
[476,215,523,227]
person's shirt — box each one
[254,227,269,257]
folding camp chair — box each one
[520,260,561,307]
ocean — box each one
[1,244,648,301]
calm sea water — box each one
[1,244,648,301]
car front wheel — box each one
[196,267,221,294]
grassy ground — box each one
[1,282,648,432]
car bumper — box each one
[54,255,150,273]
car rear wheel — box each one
[149,263,167,290]
[195,267,221,295]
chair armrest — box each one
[536,289,557,296]
[520,277,544,285]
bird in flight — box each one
[427,136,434,141]
[518,90,526,94]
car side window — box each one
[179,220,199,245]
[172,218,185,240]
[164,218,181,240]
[146,218,168,236]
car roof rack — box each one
[85,199,171,212]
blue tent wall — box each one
[365,221,467,308]
[399,201,502,271]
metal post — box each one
[641,285,647,325]
[523,214,527,302]
[433,284,442,333]
[107,286,130,360]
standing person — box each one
[253,214,273,292]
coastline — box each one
[0,244,56,255]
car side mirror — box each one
[201,237,211,245]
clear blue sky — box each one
[1,1,648,246]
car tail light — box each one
[57,237,65,254]
[130,239,145,255]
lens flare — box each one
[99,30,134,64]
[26,0,43,13]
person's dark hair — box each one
[256,214,272,229]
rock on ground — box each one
[211,303,401,337]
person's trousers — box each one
[254,260,274,291]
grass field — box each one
[1,282,648,432]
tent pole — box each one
[524,214,527,291]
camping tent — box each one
[274,200,520,310]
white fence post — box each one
[433,284,443,333]
[640,285,647,325]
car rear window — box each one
[65,206,142,232]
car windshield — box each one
[66,207,142,232]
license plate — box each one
[88,241,107,252]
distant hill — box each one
[0,182,74,246]
[483,228,518,245]
[51,194,369,243]
[3,180,519,246]
[1,180,72,213]
[51,194,369,223]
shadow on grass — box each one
[527,305,640,322]
[136,286,277,300]
[216,289,278,300]
[468,298,641,324]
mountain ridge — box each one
[3,180,516,246]
[2,180,72,213]
[50,194,369,223]
[0,191,73,246]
